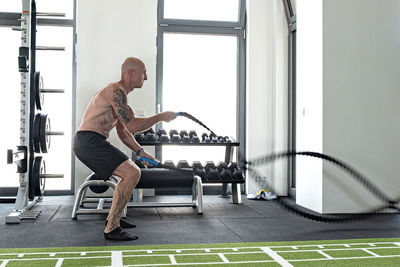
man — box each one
[73,57,176,241]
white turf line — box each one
[112,251,123,267]
[0,260,9,267]
[55,258,63,267]
[261,247,293,267]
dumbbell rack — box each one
[6,0,64,224]
[134,131,243,204]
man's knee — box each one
[114,160,141,184]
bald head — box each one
[121,57,145,74]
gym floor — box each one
[1,195,399,249]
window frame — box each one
[156,0,247,193]
[283,0,297,198]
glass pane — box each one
[1,1,22,12]
[0,28,21,187]
[0,0,73,19]
[36,26,73,190]
[36,0,74,19]
[162,33,237,166]
[164,0,240,22]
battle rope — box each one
[146,112,400,223]
[175,112,217,137]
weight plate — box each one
[34,71,44,110]
[88,174,109,194]
[39,113,51,153]
[33,113,41,153]
[31,156,46,197]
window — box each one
[0,0,76,194]
[156,0,246,168]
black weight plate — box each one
[41,114,50,152]
[33,113,41,153]
[88,174,109,194]
[31,156,45,197]
[34,71,44,110]
[39,113,51,153]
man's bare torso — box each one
[78,83,122,138]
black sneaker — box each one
[105,218,136,228]
[104,227,138,241]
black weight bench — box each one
[71,169,203,219]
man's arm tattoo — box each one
[113,88,132,123]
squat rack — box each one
[6,0,65,224]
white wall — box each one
[246,0,288,196]
[75,0,157,190]
[297,0,400,213]
[296,0,323,212]
[322,0,400,213]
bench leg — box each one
[193,175,203,214]
[231,183,242,204]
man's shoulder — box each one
[99,83,122,97]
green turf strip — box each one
[225,252,273,262]
[62,257,111,267]
[175,254,222,263]
[238,248,263,252]
[123,255,171,265]
[210,248,239,253]
[324,249,372,258]
[20,253,49,259]
[372,243,400,248]
[6,260,57,267]
[292,257,400,266]
[55,252,110,258]
[370,248,400,256]
[173,263,281,267]
[278,251,327,260]
[0,255,21,260]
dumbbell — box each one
[216,161,232,180]
[217,136,225,143]
[224,136,232,143]
[201,133,211,143]
[189,130,197,138]
[134,133,145,142]
[163,160,176,169]
[144,132,157,142]
[169,129,179,138]
[191,135,200,143]
[156,129,167,137]
[143,128,155,135]
[192,161,206,179]
[179,130,188,138]
[159,134,170,142]
[211,137,219,143]
[209,133,217,139]
[204,161,219,180]
[182,135,191,143]
[228,162,245,181]
[171,134,181,142]
[177,160,191,168]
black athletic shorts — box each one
[73,131,129,180]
